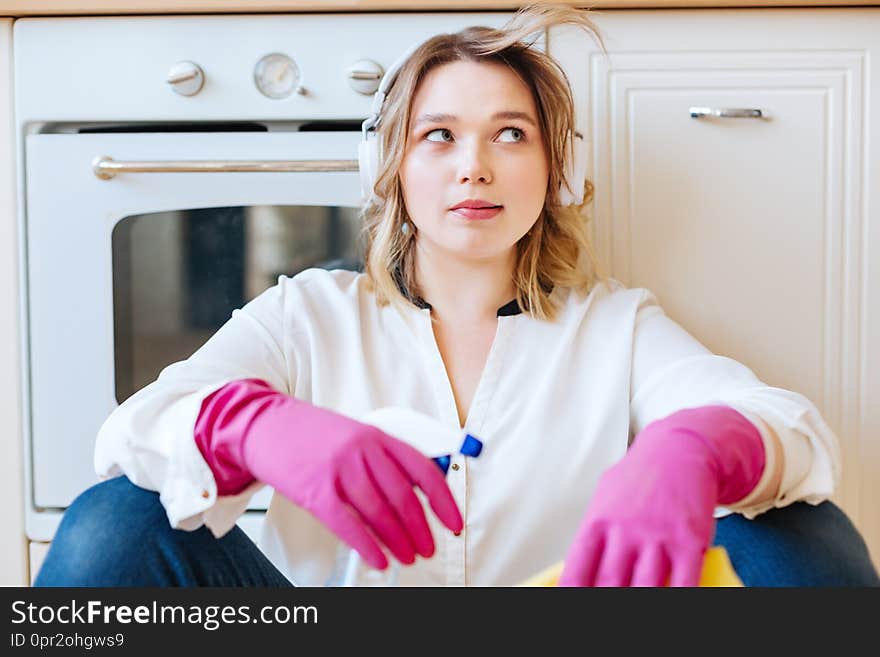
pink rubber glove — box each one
[558,405,766,587]
[194,378,463,570]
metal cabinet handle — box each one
[689,107,765,119]
[92,155,358,180]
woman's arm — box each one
[559,287,838,586]
[193,377,462,569]
[628,288,840,516]
[94,277,292,537]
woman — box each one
[36,5,878,587]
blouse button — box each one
[201,490,210,499]
[453,531,461,537]
[451,463,460,471]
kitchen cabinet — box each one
[0,18,27,586]
[550,7,880,568]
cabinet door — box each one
[551,8,880,569]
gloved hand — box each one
[558,405,766,587]
[194,378,463,570]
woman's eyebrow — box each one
[413,111,537,128]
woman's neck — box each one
[413,244,517,324]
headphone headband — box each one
[361,39,427,139]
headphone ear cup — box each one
[358,134,379,202]
[559,132,588,206]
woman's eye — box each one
[498,127,526,143]
[425,128,454,143]
[423,127,525,143]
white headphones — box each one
[358,38,587,207]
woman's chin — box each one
[441,241,515,262]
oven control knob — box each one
[166,61,205,96]
[347,59,384,95]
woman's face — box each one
[399,60,549,262]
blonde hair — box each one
[360,4,610,322]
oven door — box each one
[24,130,363,539]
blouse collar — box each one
[392,266,552,317]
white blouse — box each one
[94,267,840,586]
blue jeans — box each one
[34,475,880,587]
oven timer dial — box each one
[254,53,304,99]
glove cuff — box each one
[641,404,767,505]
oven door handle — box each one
[92,155,359,180]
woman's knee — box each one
[713,500,880,586]
[34,476,173,586]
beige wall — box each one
[0,16,27,585]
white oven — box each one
[14,12,513,543]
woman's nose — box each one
[457,143,493,185]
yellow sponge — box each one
[518,546,743,587]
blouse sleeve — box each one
[628,288,840,519]
[93,276,294,538]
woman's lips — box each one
[450,206,503,220]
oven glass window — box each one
[112,205,363,404]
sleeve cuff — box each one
[137,378,259,535]
[713,396,839,520]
